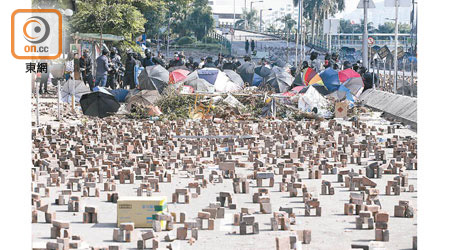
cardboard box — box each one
[117,196,167,228]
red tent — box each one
[168,69,190,84]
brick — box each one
[276,236,291,250]
[142,230,154,240]
[120,222,135,231]
[376,212,389,223]
[177,227,187,240]
[198,211,211,219]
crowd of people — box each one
[45,43,378,95]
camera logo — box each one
[11,9,62,59]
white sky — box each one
[211,0,414,26]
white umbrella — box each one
[60,80,91,103]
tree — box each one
[377,22,395,34]
[277,14,297,62]
[133,0,168,39]
[236,9,258,30]
[71,0,146,44]
[186,0,214,40]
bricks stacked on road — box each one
[31,115,417,249]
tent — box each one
[236,62,255,85]
[60,80,91,103]
[319,68,341,93]
[80,91,120,118]
[169,69,190,84]
[138,65,169,94]
[126,90,160,111]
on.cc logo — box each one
[23,16,50,44]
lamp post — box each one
[260,8,272,32]
[61,9,73,58]
[250,0,263,31]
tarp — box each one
[328,85,355,102]
[297,86,332,117]
[169,69,190,84]
[252,73,263,86]
[320,68,340,93]
[282,85,306,97]
[343,77,364,96]
[60,80,91,103]
[236,62,255,85]
[80,91,120,118]
[109,89,129,102]
[138,65,169,94]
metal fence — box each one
[371,59,417,97]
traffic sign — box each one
[377,45,391,60]
[385,0,411,7]
[368,37,375,47]
[357,0,376,9]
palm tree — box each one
[235,9,258,30]
[277,14,297,63]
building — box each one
[207,0,245,27]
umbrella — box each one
[60,80,91,103]
[168,65,190,72]
[169,69,190,84]
[138,65,169,94]
[236,62,255,85]
[197,68,219,85]
[319,68,340,93]
[293,72,304,86]
[180,71,215,92]
[214,70,242,92]
[328,85,355,102]
[299,84,330,96]
[80,91,120,118]
[109,89,129,102]
[224,70,245,88]
[338,68,361,83]
[263,66,294,93]
[254,66,272,78]
[303,68,323,86]
[343,77,364,96]
[126,90,160,111]
[125,89,140,103]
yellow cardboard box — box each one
[117,196,167,228]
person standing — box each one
[142,49,154,67]
[79,50,93,90]
[124,51,138,89]
[245,39,250,54]
[64,53,74,81]
[107,47,122,89]
[251,39,255,52]
[95,49,110,87]
[309,51,322,73]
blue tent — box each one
[109,89,129,102]
[319,68,341,93]
[197,69,219,85]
